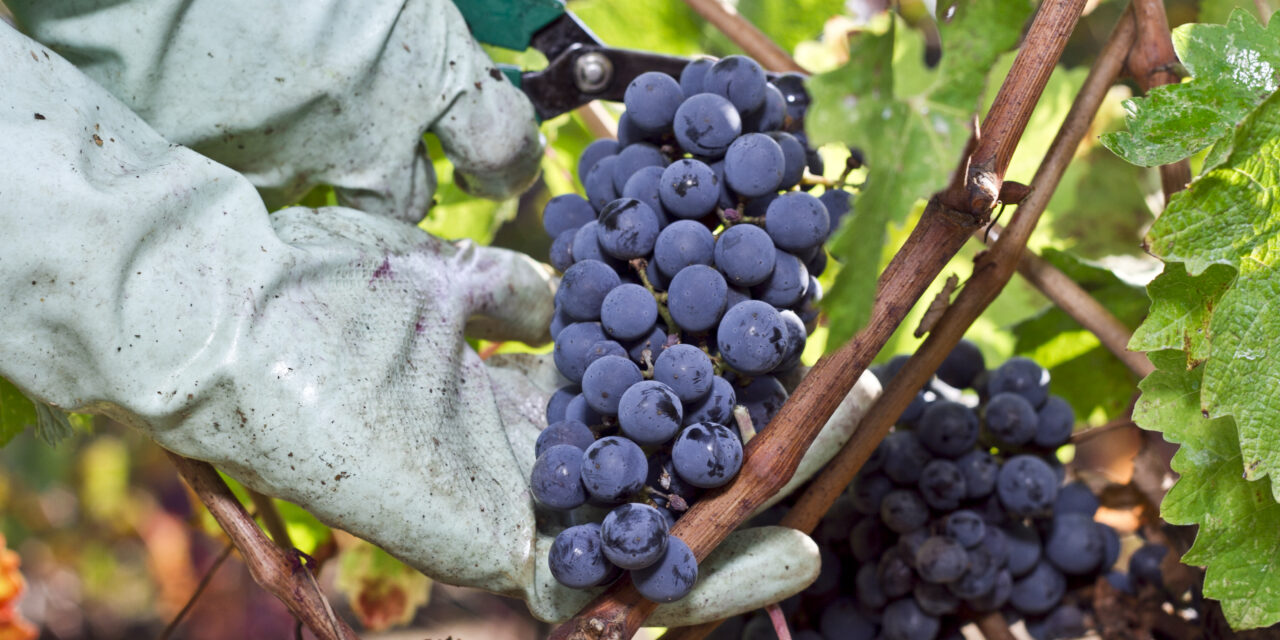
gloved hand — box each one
[7,0,544,223]
[0,5,882,626]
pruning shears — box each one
[453,0,691,120]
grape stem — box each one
[733,405,757,444]
[167,452,359,640]
[553,0,1092,637]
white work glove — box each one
[7,0,544,222]
[0,5,881,625]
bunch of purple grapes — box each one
[534,55,850,603]
[720,343,1172,640]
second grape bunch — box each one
[534,54,855,603]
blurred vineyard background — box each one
[1,0,1276,637]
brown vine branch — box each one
[943,0,1089,215]
[1126,0,1191,201]
[980,223,1154,378]
[576,101,619,140]
[167,452,360,640]
[555,2,1089,639]
[681,0,807,73]
[248,488,294,551]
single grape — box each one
[545,385,578,425]
[600,283,658,341]
[1045,512,1103,575]
[818,597,876,640]
[564,393,602,427]
[624,71,684,133]
[530,444,587,510]
[543,193,597,239]
[965,569,1012,612]
[881,430,934,485]
[653,344,714,403]
[682,375,736,426]
[814,494,858,547]
[773,309,807,372]
[581,355,643,415]
[572,221,621,267]
[645,257,670,292]
[550,229,575,272]
[743,82,786,133]
[956,449,998,499]
[944,510,986,548]
[659,159,720,219]
[996,454,1058,517]
[724,132,784,197]
[751,250,809,308]
[622,165,670,225]
[880,489,929,534]
[585,156,619,212]
[1129,542,1167,587]
[717,300,788,375]
[1040,604,1087,640]
[936,339,985,389]
[556,259,621,321]
[1099,522,1120,569]
[849,517,891,563]
[1006,521,1043,577]
[611,143,667,193]
[583,340,627,371]
[766,131,807,190]
[947,546,999,599]
[988,356,1050,408]
[578,139,620,183]
[617,380,683,446]
[918,459,966,511]
[882,597,940,640]
[1106,570,1134,594]
[1009,561,1067,616]
[671,422,743,488]
[850,471,894,515]
[549,523,615,589]
[877,547,918,598]
[818,188,852,233]
[679,58,714,96]
[984,392,1039,446]
[803,245,828,277]
[764,191,830,253]
[600,503,670,569]
[549,306,570,341]
[914,581,960,616]
[667,265,729,333]
[772,72,810,125]
[580,436,647,502]
[598,198,661,260]
[981,526,1009,568]
[702,54,767,114]
[654,219,716,278]
[616,112,648,147]
[735,374,788,432]
[553,322,608,383]
[916,536,969,584]
[631,535,698,603]
[715,223,777,287]
[917,401,980,458]
[535,420,595,458]
[674,93,741,158]
[1054,482,1099,517]
[1035,395,1075,448]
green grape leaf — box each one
[1101,10,1280,166]
[0,377,36,448]
[1135,353,1280,629]
[1010,249,1148,421]
[810,0,1034,348]
[1128,262,1236,363]
[1134,91,1280,487]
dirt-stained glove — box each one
[6,0,543,222]
[0,16,881,626]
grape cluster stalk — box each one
[534,54,856,603]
